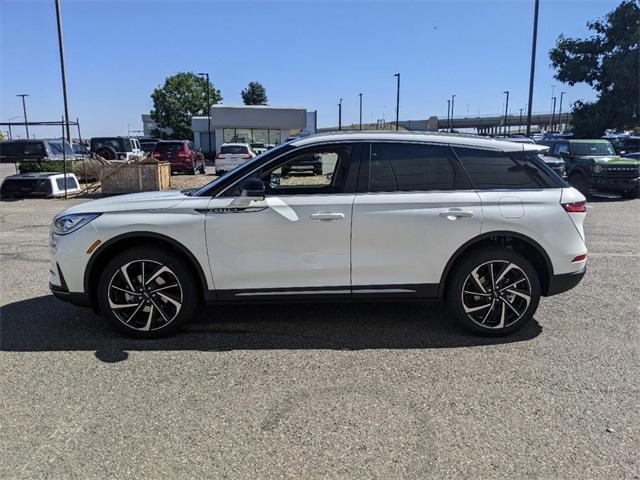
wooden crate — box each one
[101,161,171,194]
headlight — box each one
[593,165,602,173]
[52,213,101,235]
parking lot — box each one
[0,195,638,478]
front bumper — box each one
[50,282,91,307]
[546,264,586,296]
[592,175,640,192]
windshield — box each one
[193,142,292,196]
[572,142,615,156]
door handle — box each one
[439,210,474,219]
[310,212,345,221]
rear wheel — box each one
[96,146,117,161]
[97,246,199,338]
[446,248,541,336]
[569,172,590,198]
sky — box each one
[0,0,620,138]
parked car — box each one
[71,143,90,158]
[251,143,269,155]
[1,172,80,198]
[50,132,587,338]
[215,143,255,175]
[90,137,144,161]
[0,138,75,163]
[281,150,323,176]
[140,141,157,155]
[152,140,205,175]
[611,136,640,156]
[539,138,640,198]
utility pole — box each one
[338,98,343,131]
[17,94,30,139]
[525,0,540,136]
[450,94,456,132]
[519,108,524,133]
[503,91,510,136]
[394,73,400,130]
[446,99,451,132]
[549,96,557,131]
[558,91,566,132]
[197,73,212,152]
[54,0,71,143]
[358,93,363,130]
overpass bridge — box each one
[398,111,571,134]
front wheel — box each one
[446,248,541,336]
[97,246,199,338]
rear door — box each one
[351,142,482,295]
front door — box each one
[204,143,357,298]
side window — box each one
[454,147,547,189]
[261,145,351,194]
[553,143,569,156]
[369,143,471,192]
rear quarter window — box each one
[454,147,563,189]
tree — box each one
[241,82,268,105]
[151,72,222,140]
[549,0,640,138]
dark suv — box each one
[90,137,143,161]
[152,140,205,175]
[539,139,640,198]
[0,139,75,163]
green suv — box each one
[540,139,640,198]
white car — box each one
[214,143,255,175]
[50,132,587,338]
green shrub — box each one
[18,161,76,174]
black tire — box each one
[96,146,117,161]
[97,246,199,338]
[199,163,206,174]
[216,169,225,176]
[622,185,640,199]
[445,247,541,336]
[569,172,590,198]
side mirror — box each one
[233,177,265,206]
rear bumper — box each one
[50,283,91,307]
[545,265,586,296]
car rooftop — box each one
[291,131,538,152]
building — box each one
[191,105,316,152]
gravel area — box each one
[0,195,638,479]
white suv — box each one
[50,132,587,338]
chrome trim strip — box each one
[352,288,416,294]
[235,290,351,297]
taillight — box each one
[244,153,254,159]
[216,153,224,159]
[562,201,587,213]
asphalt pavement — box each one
[0,195,638,479]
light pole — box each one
[450,94,456,132]
[338,98,343,131]
[54,0,71,143]
[558,91,566,132]
[358,93,363,130]
[519,108,524,133]
[197,73,212,153]
[394,73,400,130]
[525,0,540,136]
[550,96,557,131]
[16,94,30,139]
[503,91,509,136]
[446,99,451,132]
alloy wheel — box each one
[461,260,532,330]
[107,259,183,332]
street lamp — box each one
[549,96,557,131]
[394,73,400,130]
[197,73,212,153]
[526,0,540,136]
[54,0,71,143]
[446,99,451,132]
[558,91,566,132]
[503,91,509,136]
[16,94,30,139]
[338,98,343,131]
[450,94,456,132]
[358,93,363,130]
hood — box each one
[581,155,640,166]
[59,190,190,216]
